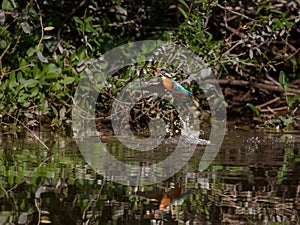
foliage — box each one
[0,0,180,129]
[174,0,300,130]
[0,0,88,128]
[0,0,299,130]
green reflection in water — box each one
[0,130,299,224]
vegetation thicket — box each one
[0,0,299,131]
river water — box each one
[0,129,299,224]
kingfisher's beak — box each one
[146,67,167,73]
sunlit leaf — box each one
[37,51,48,63]
[0,10,5,25]
[255,47,261,55]
[21,22,31,34]
[43,35,53,40]
[249,49,253,59]
[44,26,55,31]
[115,6,127,21]
[18,212,28,224]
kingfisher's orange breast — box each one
[161,77,173,91]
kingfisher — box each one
[158,182,191,211]
[148,67,193,96]
[129,183,192,218]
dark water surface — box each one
[0,129,299,224]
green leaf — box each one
[290,56,297,71]
[178,0,189,9]
[22,79,39,88]
[270,9,285,16]
[18,93,30,103]
[279,71,286,85]
[60,76,75,85]
[85,16,93,23]
[47,63,62,74]
[55,82,62,91]
[27,46,39,57]
[260,52,269,60]
[39,100,49,113]
[178,7,188,19]
[0,40,8,49]
[30,86,39,97]
[51,105,58,117]
[8,71,18,89]
[2,0,16,10]
[33,64,42,79]
[246,103,260,116]
[17,71,23,82]
[45,73,58,80]
[8,172,14,185]
[74,17,83,25]
[256,3,265,16]
[279,70,289,92]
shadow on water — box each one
[0,129,299,224]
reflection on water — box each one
[0,130,299,224]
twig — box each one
[256,83,300,95]
[205,79,300,95]
[2,63,34,76]
[206,79,248,86]
[0,42,11,62]
[105,15,148,27]
[0,17,18,36]
[222,40,244,55]
[35,198,42,225]
[0,111,52,198]
[0,42,11,71]
[255,97,281,109]
[2,111,50,150]
[56,0,87,41]
[34,0,44,47]
[220,23,247,39]
[82,180,105,224]
[266,74,281,87]
[216,4,255,21]
[260,106,288,114]
[0,153,52,199]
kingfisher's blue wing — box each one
[171,79,193,95]
[158,72,192,95]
